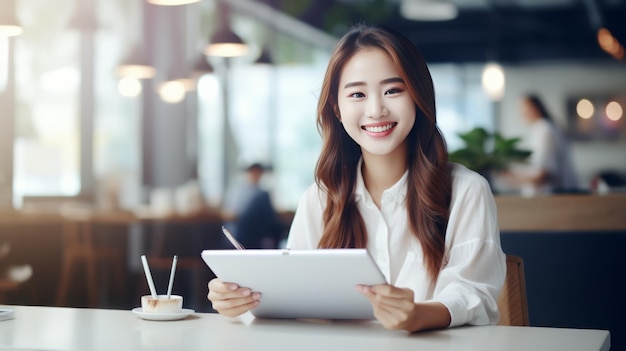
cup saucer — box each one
[132,307,195,321]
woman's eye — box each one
[385,88,402,95]
[349,92,365,98]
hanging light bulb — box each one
[481,62,505,101]
[157,72,192,103]
[118,77,142,97]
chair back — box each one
[497,254,529,326]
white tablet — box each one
[201,248,387,320]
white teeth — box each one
[364,123,394,133]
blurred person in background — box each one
[221,163,285,249]
[501,94,578,195]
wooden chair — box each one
[56,209,126,307]
[497,255,530,326]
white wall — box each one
[497,62,626,188]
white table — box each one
[0,305,610,351]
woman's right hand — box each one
[207,278,261,317]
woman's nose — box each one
[366,96,388,118]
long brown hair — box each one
[315,24,452,282]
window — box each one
[13,0,80,206]
[10,0,141,209]
[197,32,328,210]
[430,64,494,151]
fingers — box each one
[356,284,414,307]
[207,278,261,318]
[356,284,417,330]
[208,279,244,298]
[356,285,394,315]
[211,295,261,318]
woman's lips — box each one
[362,122,397,133]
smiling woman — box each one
[207,24,506,333]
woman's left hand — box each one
[356,284,418,331]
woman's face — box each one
[520,98,540,124]
[336,48,415,160]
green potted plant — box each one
[448,127,531,184]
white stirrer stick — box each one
[141,255,158,298]
[166,255,178,299]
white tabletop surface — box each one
[0,305,610,351]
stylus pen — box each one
[221,226,246,250]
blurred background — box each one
[0,0,625,211]
[0,0,626,328]
[0,0,625,346]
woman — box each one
[503,94,578,195]
[208,24,505,332]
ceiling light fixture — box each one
[118,77,143,98]
[400,0,458,22]
[116,1,155,80]
[0,2,23,37]
[158,79,187,104]
[204,3,248,58]
[597,27,625,61]
[481,62,505,101]
[117,46,156,79]
[205,26,248,57]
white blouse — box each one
[523,118,578,192]
[286,162,506,327]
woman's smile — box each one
[362,122,397,136]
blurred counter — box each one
[495,193,626,231]
[497,193,626,351]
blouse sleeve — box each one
[285,183,325,250]
[431,167,506,327]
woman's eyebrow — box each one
[343,77,404,89]
[343,81,365,89]
[381,77,404,85]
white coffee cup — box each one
[141,295,183,313]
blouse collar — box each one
[354,157,408,205]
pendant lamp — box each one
[204,3,248,58]
[158,78,187,103]
[0,3,23,37]
[481,62,505,101]
[204,26,248,58]
[117,46,156,79]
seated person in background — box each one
[221,163,285,249]
[208,24,505,333]
[500,94,578,195]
